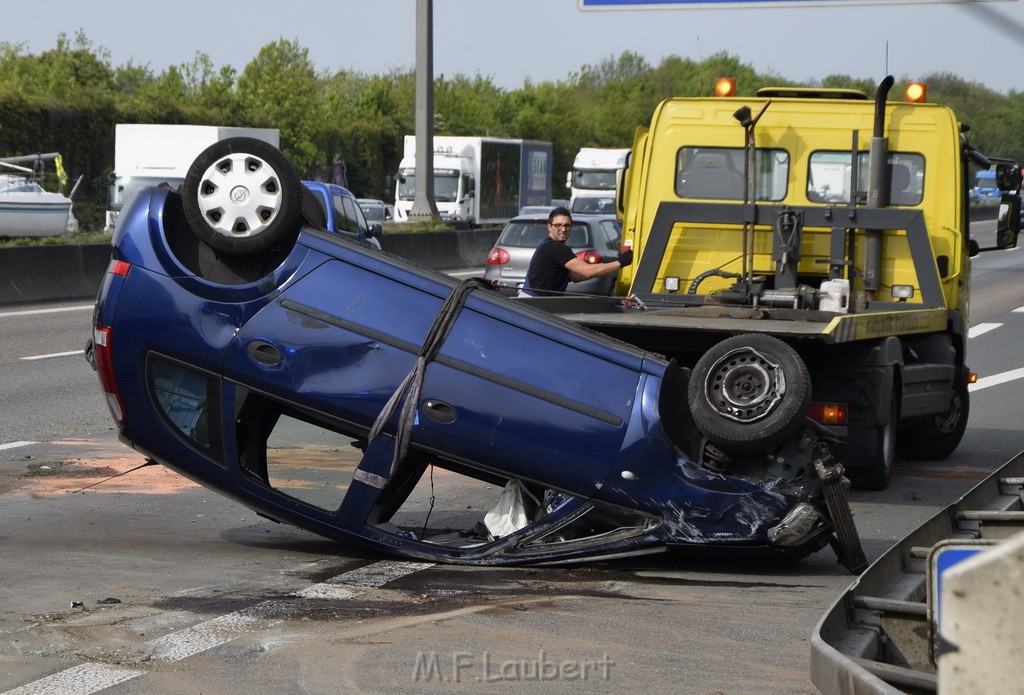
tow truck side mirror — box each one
[995,193,1021,249]
[995,161,1022,192]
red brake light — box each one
[487,248,510,265]
[807,402,847,426]
[576,250,602,264]
[110,259,131,277]
[93,324,125,424]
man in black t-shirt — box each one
[519,207,632,297]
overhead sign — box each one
[580,0,1011,8]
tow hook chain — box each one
[815,452,868,574]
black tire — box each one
[182,137,303,256]
[896,372,969,461]
[844,393,898,491]
[687,334,812,454]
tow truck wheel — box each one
[182,137,303,256]
[688,334,812,454]
[896,373,969,461]
[843,393,898,491]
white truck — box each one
[106,124,280,230]
[566,146,630,208]
[393,135,553,227]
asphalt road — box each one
[1,239,1022,695]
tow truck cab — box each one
[568,76,1021,490]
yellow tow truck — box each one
[539,76,1021,490]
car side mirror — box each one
[368,223,383,238]
[969,238,980,257]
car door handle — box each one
[247,340,282,366]
[423,399,457,424]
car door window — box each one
[598,220,622,252]
[342,196,371,236]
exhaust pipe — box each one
[863,76,895,295]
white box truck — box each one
[566,146,630,206]
[106,124,280,230]
[393,135,553,227]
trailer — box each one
[393,135,553,227]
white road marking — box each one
[20,350,84,361]
[1014,306,1024,313]
[966,320,1024,391]
[0,305,92,319]
[0,560,434,695]
[144,607,281,663]
[0,441,36,451]
[970,367,1024,393]
[1,663,143,695]
[968,322,1002,338]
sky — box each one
[2,0,1023,95]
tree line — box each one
[2,31,1021,231]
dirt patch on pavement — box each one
[897,464,992,480]
[1,440,198,497]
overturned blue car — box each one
[91,137,863,570]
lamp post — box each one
[410,0,439,219]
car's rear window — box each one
[497,221,591,248]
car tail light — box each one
[93,324,125,424]
[577,250,602,264]
[110,259,131,277]
[487,248,510,265]
[807,402,847,426]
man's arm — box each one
[564,249,633,282]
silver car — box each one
[483,213,622,295]
[357,198,391,223]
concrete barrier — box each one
[379,227,499,270]
[0,244,112,306]
[0,227,502,306]
[4,210,1004,306]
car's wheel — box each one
[896,371,969,461]
[182,137,303,256]
[688,334,812,453]
[843,392,898,491]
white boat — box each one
[0,181,74,237]
[0,155,77,238]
